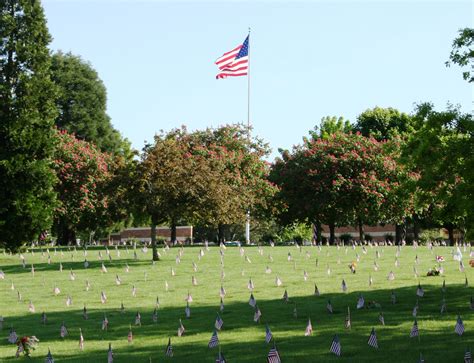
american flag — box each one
[108,343,114,363]
[330,334,341,356]
[185,302,191,318]
[135,312,141,326]
[410,320,419,338]
[8,328,17,344]
[379,312,385,326]
[45,348,54,363]
[248,278,254,291]
[327,300,333,314]
[416,283,424,297]
[267,342,281,363]
[178,319,185,337]
[357,294,365,309]
[305,318,313,336]
[341,279,347,292]
[265,324,273,343]
[254,306,262,323]
[465,348,472,363]
[215,314,224,330]
[436,255,445,262]
[216,351,227,363]
[249,293,257,307]
[101,291,107,304]
[368,328,378,349]
[60,322,68,338]
[345,307,351,329]
[165,338,173,357]
[79,328,84,350]
[440,298,447,314]
[455,315,465,336]
[215,35,249,79]
[391,290,396,304]
[208,330,219,348]
[442,280,446,293]
[102,315,109,331]
[282,290,289,303]
[314,284,320,296]
[414,299,421,317]
[83,305,88,320]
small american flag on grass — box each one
[267,341,281,363]
[455,315,465,336]
[208,330,219,348]
[215,314,224,330]
[368,328,378,349]
[330,335,341,356]
[265,324,273,343]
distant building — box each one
[102,226,193,245]
[321,224,396,242]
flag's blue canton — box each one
[236,36,249,59]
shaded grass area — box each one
[0,245,472,362]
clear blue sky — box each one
[43,0,473,159]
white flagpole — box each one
[245,27,251,245]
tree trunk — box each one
[413,214,420,242]
[57,220,76,245]
[217,224,225,243]
[358,219,364,242]
[170,219,177,245]
[446,223,455,246]
[395,224,402,244]
[312,220,322,244]
[329,221,336,245]
[151,217,159,261]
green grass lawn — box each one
[0,244,472,362]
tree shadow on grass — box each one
[0,284,472,362]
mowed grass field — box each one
[0,244,472,362]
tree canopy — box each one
[50,51,131,156]
[354,107,414,141]
[0,0,58,251]
[446,27,474,83]
[271,131,415,243]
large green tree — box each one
[50,51,130,155]
[138,127,225,260]
[404,103,472,244]
[446,27,474,83]
[0,0,58,252]
[354,107,414,141]
[191,124,277,242]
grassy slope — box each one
[0,244,472,362]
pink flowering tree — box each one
[53,130,112,244]
[271,132,415,243]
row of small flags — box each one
[41,330,473,363]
